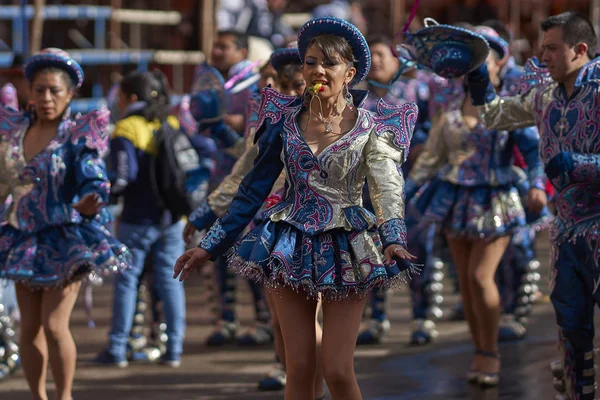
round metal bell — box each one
[133,313,145,325]
[0,346,5,360]
[3,328,15,339]
[159,332,169,344]
[5,353,19,369]
[426,306,444,320]
[431,294,444,305]
[426,283,444,294]
[144,346,162,362]
[527,259,540,271]
[159,322,167,332]
[0,304,5,315]
[432,258,444,270]
[530,284,539,293]
[431,272,444,282]
[5,341,18,355]
[136,301,148,313]
[518,284,533,295]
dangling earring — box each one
[303,88,312,105]
[344,84,353,110]
[62,106,72,120]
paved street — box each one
[0,231,591,399]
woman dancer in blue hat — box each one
[184,48,327,398]
[175,17,417,400]
[0,48,131,400]
[405,28,546,387]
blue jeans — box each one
[108,220,186,359]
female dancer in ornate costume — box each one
[467,11,599,400]
[175,17,417,400]
[405,29,546,387]
[0,48,131,400]
[185,48,325,397]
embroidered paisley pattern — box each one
[199,219,226,249]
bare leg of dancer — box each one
[468,237,509,375]
[16,284,49,400]
[42,281,82,400]
[272,286,318,400]
[314,299,325,399]
[265,291,286,366]
[446,237,481,371]
[321,295,367,400]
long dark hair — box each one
[120,69,171,121]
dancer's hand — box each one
[527,188,547,215]
[72,193,103,216]
[384,244,417,264]
[173,247,211,281]
[182,222,198,244]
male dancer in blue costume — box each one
[468,12,599,400]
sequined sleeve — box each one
[512,126,545,190]
[408,114,448,186]
[468,61,544,131]
[570,153,600,183]
[198,122,284,258]
[72,109,112,211]
[364,128,408,249]
[74,145,111,209]
[477,94,537,132]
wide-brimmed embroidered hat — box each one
[297,16,370,86]
[189,64,229,123]
[270,47,302,72]
[474,26,509,60]
[402,18,490,79]
[24,48,84,88]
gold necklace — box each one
[310,109,342,133]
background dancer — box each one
[405,26,546,387]
[0,48,131,400]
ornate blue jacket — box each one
[469,56,600,248]
[197,87,417,257]
[0,107,111,233]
